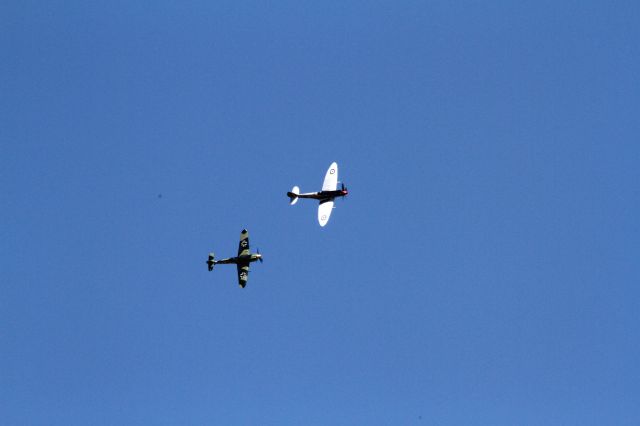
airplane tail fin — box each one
[287,186,300,205]
[207,253,215,271]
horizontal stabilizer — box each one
[287,186,300,205]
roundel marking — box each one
[241,240,248,247]
[330,169,335,174]
[321,214,327,220]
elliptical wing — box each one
[318,199,334,227]
[322,162,338,191]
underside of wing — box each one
[318,199,334,227]
[238,229,250,256]
[237,264,249,288]
[322,162,338,191]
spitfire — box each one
[287,162,348,227]
[206,229,263,288]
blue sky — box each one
[2,1,639,424]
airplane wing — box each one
[322,162,338,191]
[318,199,334,227]
[237,264,249,288]
[238,229,250,256]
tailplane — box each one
[287,186,300,205]
[206,253,215,271]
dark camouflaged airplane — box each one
[206,229,262,288]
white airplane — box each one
[287,162,348,227]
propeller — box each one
[256,248,263,263]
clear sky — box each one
[2,1,639,424]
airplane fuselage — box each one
[291,189,348,201]
[215,254,262,265]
